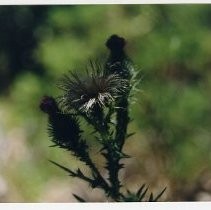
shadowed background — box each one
[0,5,211,202]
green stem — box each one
[83,153,111,194]
[107,95,130,199]
[115,96,129,150]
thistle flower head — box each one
[58,62,129,113]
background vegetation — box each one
[0,5,211,202]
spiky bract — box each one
[58,62,129,113]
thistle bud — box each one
[106,34,126,52]
[39,96,59,115]
[48,112,82,149]
[106,35,133,80]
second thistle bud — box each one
[39,96,59,115]
[40,95,82,150]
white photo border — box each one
[0,2,210,210]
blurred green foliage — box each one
[0,5,211,202]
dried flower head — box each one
[58,62,129,113]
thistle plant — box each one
[40,35,166,202]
